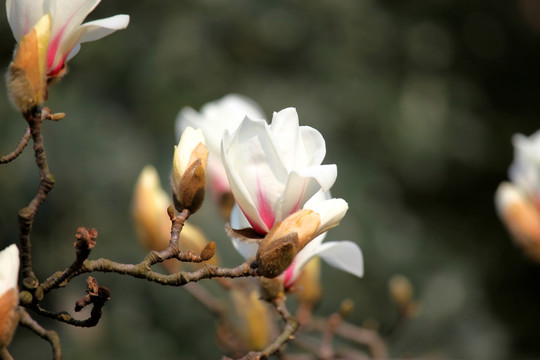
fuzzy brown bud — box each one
[171,127,209,214]
[255,209,321,278]
[200,241,216,261]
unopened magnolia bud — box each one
[181,223,219,266]
[295,256,322,305]
[200,241,216,261]
[256,233,298,278]
[172,127,209,213]
[255,209,321,278]
[230,289,273,350]
[7,14,51,112]
[389,274,413,309]
[132,166,171,252]
[340,298,354,317]
[262,209,321,252]
[173,159,206,213]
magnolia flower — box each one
[0,244,20,349]
[172,127,209,213]
[7,0,130,77]
[222,108,337,235]
[175,95,265,207]
[496,130,540,260]
[224,108,363,281]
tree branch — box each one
[0,126,31,164]
[18,107,56,290]
[17,307,61,360]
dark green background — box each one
[2,0,540,358]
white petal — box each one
[176,94,265,157]
[77,14,130,43]
[221,117,287,233]
[278,165,337,219]
[229,204,260,259]
[66,42,81,61]
[0,244,19,296]
[270,108,308,169]
[285,234,326,284]
[175,127,206,175]
[6,0,45,41]
[300,126,327,166]
[305,197,349,235]
[317,241,364,278]
[230,203,252,229]
[230,238,258,260]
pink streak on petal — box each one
[46,1,88,75]
[237,201,267,235]
[256,176,275,231]
[288,179,306,217]
[283,259,297,289]
[46,23,67,71]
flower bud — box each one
[230,289,273,350]
[294,256,322,305]
[132,166,171,252]
[255,209,320,278]
[0,245,20,349]
[172,127,209,213]
[7,14,51,112]
[132,166,218,272]
[389,274,413,309]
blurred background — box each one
[2,0,540,358]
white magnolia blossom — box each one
[0,244,19,297]
[175,94,265,195]
[222,108,337,234]
[509,130,540,201]
[6,0,130,76]
[224,109,363,281]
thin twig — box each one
[18,307,61,360]
[40,227,98,294]
[0,126,31,164]
[310,318,388,360]
[18,107,55,289]
[33,276,110,328]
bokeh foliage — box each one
[2,0,540,358]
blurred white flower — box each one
[496,130,540,260]
[176,94,265,198]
